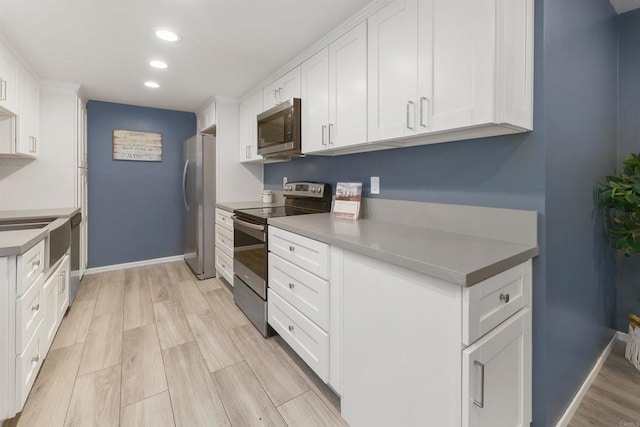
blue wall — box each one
[542,0,618,424]
[264,1,620,425]
[86,101,196,268]
[617,9,640,331]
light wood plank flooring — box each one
[569,340,640,426]
[4,261,346,427]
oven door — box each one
[257,98,301,157]
[233,216,267,299]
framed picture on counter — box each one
[332,182,362,220]
[112,129,163,162]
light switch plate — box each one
[283,176,288,186]
[371,176,380,195]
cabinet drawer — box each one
[16,278,44,354]
[268,227,329,280]
[17,239,45,296]
[463,261,531,345]
[268,289,329,382]
[16,321,44,410]
[215,225,234,258]
[269,253,329,330]
[215,208,234,231]
[215,248,234,285]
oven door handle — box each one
[232,216,266,232]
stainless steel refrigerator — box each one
[183,134,216,279]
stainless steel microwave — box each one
[257,98,301,158]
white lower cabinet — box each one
[267,226,532,427]
[215,208,234,285]
[1,242,70,421]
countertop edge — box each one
[0,207,81,221]
[268,218,539,287]
[0,228,48,257]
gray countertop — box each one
[0,228,48,257]
[268,213,539,286]
[0,207,81,256]
[0,207,80,221]
[217,201,282,212]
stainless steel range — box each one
[232,182,332,336]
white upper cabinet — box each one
[302,21,367,154]
[263,67,301,110]
[367,0,533,148]
[17,69,39,157]
[367,0,419,142]
[0,44,18,114]
[239,91,264,162]
[197,101,216,133]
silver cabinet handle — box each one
[182,160,189,211]
[328,124,334,145]
[500,293,510,303]
[473,360,485,408]
[32,259,41,268]
[420,97,429,128]
[322,125,327,146]
[288,325,294,331]
[273,89,278,106]
[31,303,40,311]
[31,355,39,363]
[278,88,283,104]
[406,101,414,130]
[288,245,295,252]
[288,282,295,289]
[0,78,6,101]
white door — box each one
[416,0,434,134]
[279,67,301,103]
[329,21,368,149]
[239,99,252,162]
[42,271,59,353]
[462,309,532,427]
[367,0,418,142]
[0,45,18,114]
[301,47,329,154]
[431,0,494,131]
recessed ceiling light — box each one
[144,81,160,88]
[149,60,168,69]
[155,29,181,42]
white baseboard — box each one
[555,333,620,427]
[618,330,629,342]
[84,255,184,275]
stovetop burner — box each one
[234,182,332,224]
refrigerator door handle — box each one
[182,160,189,211]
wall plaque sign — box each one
[113,129,162,161]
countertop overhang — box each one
[268,213,539,286]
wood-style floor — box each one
[569,340,640,426]
[4,261,346,427]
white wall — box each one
[215,97,263,202]
[0,85,78,209]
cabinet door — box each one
[462,308,531,427]
[367,0,418,142]
[239,99,252,162]
[329,21,368,149]
[416,0,433,134]
[431,0,495,131]
[0,44,18,114]
[16,70,38,156]
[279,67,301,103]
[42,270,58,353]
[301,47,329,154]
[57,255,70,320]
[263,81,280,110]
[249,91,263,160]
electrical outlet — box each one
[283,176,288,186]
[371,176,380,195]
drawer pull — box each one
[221,264,226,269]
[31,355,39,363]
[288,325,294,332]
[221,238,225,244]
[473,360,485,408]
[499,293,510,304]
[289,245,295,252]
[288,282,295,289]
[31,303,40,311]
[32,259,41,268]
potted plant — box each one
[598,152,640,369]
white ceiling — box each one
[610,0,640,13]
[0,0,371,112]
